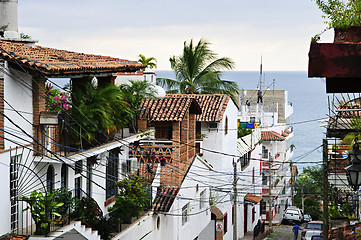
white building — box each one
[238,89,294,223]
[0,4,146,237]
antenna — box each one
[259,56,263,91]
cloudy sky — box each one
[18,0,333,71]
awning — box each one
[244,193,262,204]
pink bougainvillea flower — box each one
[64,104,69,110]
[53,96,59,102]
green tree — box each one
[69,79,129,147]
[119,80,156,132]
[108,176,151,225]
[314,0,361,28]
[138,54,157,70]
[294,166,323,220]
[157,39,239,98]
[21,191,64,235]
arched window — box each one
[61,164,68,189]
[46,165,54,193]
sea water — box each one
[156,70,328,172]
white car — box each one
[282,209,302,224]
[304,214,312,222]
[304,230,322,240]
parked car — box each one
[304,230,323,240]
[311,237,323,240]
[301,221,323,240]
[282,209,302,224]
[304,214,312,222]
[287,206,304,222]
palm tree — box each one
[119,80,156,132]
[138,54,157,70]
[157,39,239,98]
[69,79,129,148]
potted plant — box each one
[314,0,361,42]
[21,190,64,235]
[137,118,148,132]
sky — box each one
[18,0,334,71]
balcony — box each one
[129,142,172,165]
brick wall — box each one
[33,77,46,155]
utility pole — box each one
[268,154,273,228]
[323,139,329,240]
[233,159,237,240]
[291,161,294,206]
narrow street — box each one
[264,224,296,240]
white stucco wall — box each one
[4,63,33,149]
[0,151,11,236]
[198,100,239,240]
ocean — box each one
[155,71,328,172]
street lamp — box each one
[345,138,361,191]
[345,138,361,220]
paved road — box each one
[264,223,305,240]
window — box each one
[252,207,255,223]
[182,203,189,225]
[223,212,228,234]
[261,201,267,215]
[75,177,82,199]
[10,154,21,231]
[46,165,54,193]
[262,173,267,185]
[240,152,250,169]
[209,122,218,129]
[106,149,119,197]
[262,146,268,159]
[75,160,82,174]
[200,190,206,209]
[61,163,68,189]
[155,122,173,140]
[252,167,255,184]
[86,159,93,198]
[225,116,228,135]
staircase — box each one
[29,221,102,240]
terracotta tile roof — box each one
[244,193,262,204]
[0,40,142,76]
[284,129,292,134]
[153,186,180,212]
[168,94,231,122]
[114,71,144,75]
[281,131,289,137]
[261,131,285,141]
[140,95,202,121]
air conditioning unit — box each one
[208,122,218,129]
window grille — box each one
[182,203,189,225]
[10,154,21,231]
[262,146,268,159]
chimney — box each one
[0,0,19,39]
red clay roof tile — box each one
[244,193,262,204]
[0,40,143,76]
[168,94,231,122]
[261,131,285,141]
[140,95,201,121]
[153,186,179,212]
